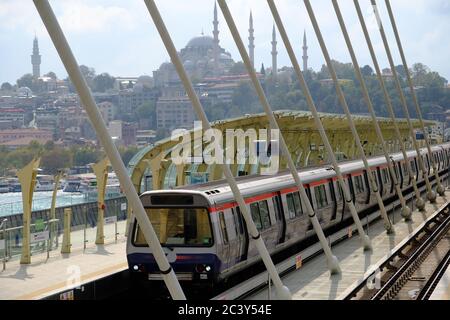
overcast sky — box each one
[0,0,449,85]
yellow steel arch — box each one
[128,110,432,193]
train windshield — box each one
[134,208,213,247]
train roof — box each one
[143,143,450,206]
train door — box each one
[425,154,431,176]
[329,180,338,222]
[272,192,286,244]
[377,167,385,196]
[363,171,371,204]
[218,211,231,270]
[231,207,248,263]
[412,158,419,181]
[333,179,344,222]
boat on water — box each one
[0,181,9,193]
[0,178,21,193]
[34,175,55,192]
[62,172,123,199]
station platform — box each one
[0,221,128,300]
[247,191,450,300]
[429,266,450,300]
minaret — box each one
[271,25,277,79]
[213,1,220,76]
[248,11,255,70]
[302,30,308,72]
[31,36,41,79]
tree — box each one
[260,63,266,75]
[44,140,55,151]
[44,71,57,80]
[93,73,115,93]
[232,81,258,110]
[395,65,406,79]
[156,128,170,140]
[79,65,96,89]
[79,65,96,79]
[136,101,156,128]
[119,146,139,166]
[73,147,100,166]
[16,73,34,89]
[5,149,35,170]
[41,148,72,174]
[1,82,12,91]
[361,65,374,77]
[228,61,246,75]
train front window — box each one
[134,208,213,247]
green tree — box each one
[119,146,140,166]
[361,65,374,77]
[232,81,258,111]
[73,147,100,166]
[93,73,115,93]
[156,128,170,140]
[229,61,246,75]
[16,73,34,89]
[44,71,57,80]
[260,63,266,75]
[41,148,72,174]
[136,101,156,128]
[1,82,12,91]
[5,149,35,170]
[44,140,55,151]
[79,65,96,89]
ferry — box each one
[0,181,9,193]
[34,175,55,192]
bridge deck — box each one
[247,191,450,300]
[0,221,127,300]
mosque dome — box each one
[186,35,215,49]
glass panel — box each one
[231,208,239,237]
[315,185,328,209]
[235,206,244,235]
[403,163,408,176]
[258,200,271,230]
[134,207,212,246]
[286,194,296,219]
[250,203,262,231]
[293,192,302,216]
[355,175,364,194]
[219,212,229,244]
[272,197,281,222]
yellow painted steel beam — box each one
[127,111,433,192]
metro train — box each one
[127,143,450,286]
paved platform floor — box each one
[429,265,450,300]
[0,221,128,300]
[248,191,450,300]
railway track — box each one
[345,203,450,300]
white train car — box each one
[127,143,450,287]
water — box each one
[0,191,89,217]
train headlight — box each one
[205,265,211,272]
[133,265,139,271]
[195,264,205,273]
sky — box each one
[0,0,449,85]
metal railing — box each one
[0,196,129,270]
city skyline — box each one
[0,0,449,85]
